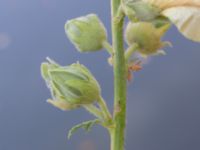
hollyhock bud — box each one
[125,22,170,56]
[41,58,101,110]
[123,0,161,21]
[65,14,107,52]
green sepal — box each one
[65,79,100,104]
[41,63,49,80]
[41,57,59,80]
[68,119,100,139]
[47,98,80,111]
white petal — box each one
[143,0,200,9]
[163,7,200,42]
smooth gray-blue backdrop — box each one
[0,0,200,150]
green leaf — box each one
[67,119,100,139]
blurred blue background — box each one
[0,0,200,150]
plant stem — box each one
[125,43,139,62]
[97,96,112,122]
[84,104,104,119]
[102,41,114,55]
[111,0,126,150]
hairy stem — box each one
[111,0,126,150]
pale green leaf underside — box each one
[68,119,100,139]
[163,6,200,42]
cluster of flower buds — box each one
[41,58,101,111]
[65,14,107,52]
[123,0,200,59]
[122,0,171,57]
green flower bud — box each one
[123,1,161,21]
[125,22,170,56]
[41,58,101,110]
[65,14,107,52]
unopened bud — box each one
[41,58,101,110]
[125,22,170,56]
[65,14,107,52]
[123,1,161,21]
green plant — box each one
[41,0,200,150]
